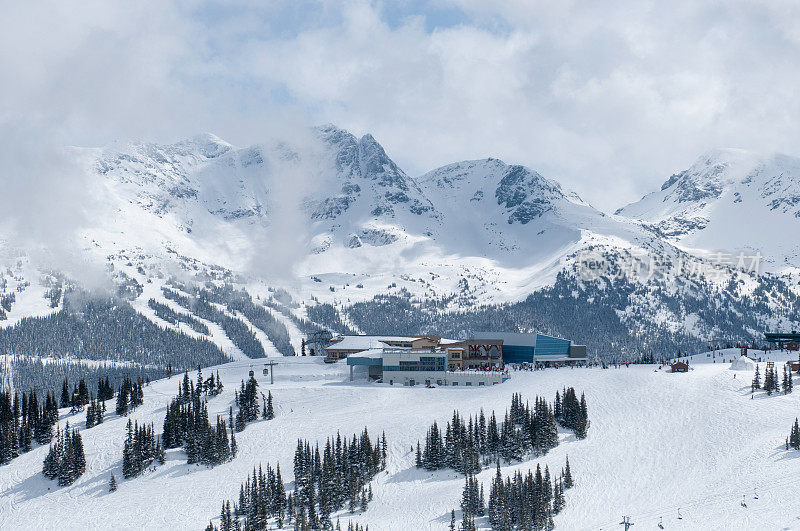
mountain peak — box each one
[185,133,233,158]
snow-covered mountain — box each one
[1,129,800,373]
[617,148,800,273]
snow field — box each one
[2,356,800,529]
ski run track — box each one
[2,349,800,530]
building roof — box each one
[477,332,560,347]
[346,348,385,366]
[326,336,418,351]
[327,335,454,351]
[439,338,463,345]
[765,332,800,342]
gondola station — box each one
[325,333,588,386]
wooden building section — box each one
[671,361,689,373]
[447,339,504,368]
[324,335,444,360]
[446,347,465,371]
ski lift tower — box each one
[263,360,277,385]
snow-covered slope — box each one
[3,356,800,529]
[617,148,800,273]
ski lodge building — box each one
[477,332,588,366]
[327,333,587,387]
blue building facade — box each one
[478,333,584,365]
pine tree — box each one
[109,473,117,492]
[563,455,573,489]
[752,365,761,391]
[790,418,800,450]
[266,391,275,420]
[575,393,589,439]
[60,379,70,408]
[42,422,85,486]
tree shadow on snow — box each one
[385,465,463,484]
[2,471,58,503]
[79,474,118,498]
[772,444,800,461]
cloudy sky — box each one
[2,0,800,212]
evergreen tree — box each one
[109,473,118,492]
[60,379,70,408]
[266,391,275,420]
[789,418,800,450]
[563,456,573,489]
[41,422,85,486]
[752,365,761,391]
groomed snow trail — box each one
[2,356,800,529]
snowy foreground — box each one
[3,351,800,530]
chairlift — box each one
[754,488,758,500]
[677,508,682,520]
[741,495,747,508]
[263,364,269,376]
[658,516,664,529]
[249,364,254,378]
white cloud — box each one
[2,0,800,217]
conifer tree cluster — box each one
[97,376,115,402]
[161,371,237,467]
[116,376,144,416]
[417,410,485,474]
[554,388,589,439]
[234,374,263,431]
[293,428,385,528]
[209,428,386,531]
[763,364,780,395]
[122,419,164,478]
[219,464,287,530]
[42,422,86,486]
[460,473,486,527]
[85,395,105,428]
[1,296,227,393]
[417,391,588,474]
[203,369,225,397]
[788,418,800,450]
[61,377,90,412]
[754,364,792,396]
[1,388,59,465]
[479,457,574,530]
